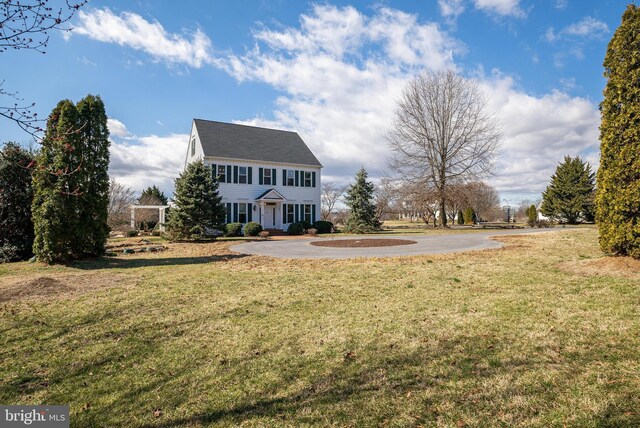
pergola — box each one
[130,205,170,231]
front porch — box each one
[255,188,287,231]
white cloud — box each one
[107,120,187,195]
[545,17,609,43]
[555,0,569,9]
[438,0,465,20]
[479,73,599,199]
[71,8,217,68]
[564,17,609,38]
[472,0,525,18]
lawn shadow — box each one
[69,254,250,270]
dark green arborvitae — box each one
[166,160,226,240]
[344,168,380,233]
[32,95,110,263]
[77,95,110,257]
[463,207,476,225]
[527,204,537,226]
[597,4,640,258]
[541,156,595,224]
[457,209,464,225]
[0,143,35,262]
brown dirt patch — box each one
[0,273,137,303]
[561,256,640,280]
[311,238,417,248]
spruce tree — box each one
[344,168,380,233]
[140,185,168,205]
[166,161,225,240]
[541,156,595,224]
[32,95,110,263]
[0,143,35,262]
[597,4,640,258]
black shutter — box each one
[295,170,299,187]
[248,203,252,222]
[312,171,316,187]
[233,166,238,184]
[226,203,232,223]
[233,203,238,222]
[312,204,317,223]
[282,203,287,223]
[294,204,299,223]
[259,167,263,185]
[282,169,287,186]
[211,164,217,181]
[248,167,253,185]
[272,169,277,186]
[226,165,232,183]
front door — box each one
[264,204,276,228]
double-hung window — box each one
[191,138,196,156]
[217,165,226,182]
[304,204,312,223]
[287,170,295,186]
[239,203,247,223]
[239,167,247,184]
[263,168,272,185]
[304,171,312,187]
[287,205,295,223]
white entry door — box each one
[264,205,276,228]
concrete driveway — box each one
[231,228,564,260]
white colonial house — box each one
[184,119,322,231]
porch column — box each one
[158,208,165,231]
[131,206,135,229]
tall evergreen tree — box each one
[166,161,225,240]
[463,207,476,225]
[527,204,537,226]
[32,95,110,263]
[597,4,640,258]
[344,168,380,233]
[541,156,595,224]
[77,95,110,256]
[0,143,35,262]
[139,185,168,205]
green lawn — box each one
[1,228,639,427]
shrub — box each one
[243,222,263,236]
[127,230,139,237]
[313,220,334,234]
[527,204,537,227]
[464,207,476,225]
[287,222,305,235]
[300,220,313,231]
[225,223,243,237]
[457,210,464,225]
[308,228,318,236]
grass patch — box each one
[1,229,639,426]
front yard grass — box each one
[1,228,639,427]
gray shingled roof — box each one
[194,119,322,167]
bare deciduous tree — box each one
[463,181,500,222]
[374,177,398,222]
[321,182,346,221]
[397,180,439,226]
[387,70,501,227]
[107,179,135,229]
[1,0,87,137]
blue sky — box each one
[0,0,629,203]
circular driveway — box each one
[231,228,562,260]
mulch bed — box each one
[310,238,417,248]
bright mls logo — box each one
[1,406,69,427]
